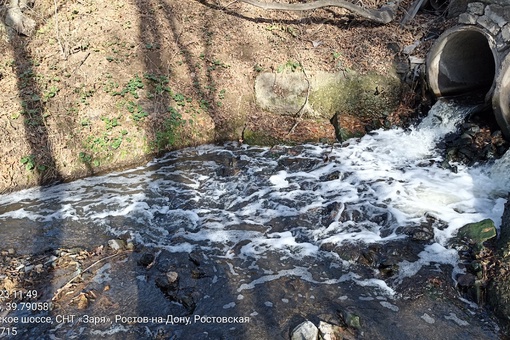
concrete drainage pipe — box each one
[493,53,510,139]
[428,0,448,11]
[426,26,499,100]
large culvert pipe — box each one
[429,0,448,11]
[493,53,510,139]
[426,26,499,100]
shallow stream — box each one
[0,99,509,339]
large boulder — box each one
[255,69,401,141]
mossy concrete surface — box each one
[255,69,402,141]
[309,70,401,120]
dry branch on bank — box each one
[238,0,400,24]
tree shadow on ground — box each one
[132,0,231,149]
[126,1,252,337]
[1,1,66,337]
[9,14,63,186]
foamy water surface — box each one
[0,99,508,298]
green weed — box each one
[20,155,36,171]
[20,155,46,171]
[101,116,120,130]
[79,88,95,105]
[111,136,123,149]
[42,86,59,102]
[277,60,302,73]
[144,73,171,95]
[112,75,144,98]
[127,101,149,121]
[78,152,92,164]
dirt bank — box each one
[0,0,450,193]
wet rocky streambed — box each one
[1,100,510,339]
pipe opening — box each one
[427,27,498,99]
[429,0,448,11]
[423,0,449,12]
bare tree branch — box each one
[239,0,400,24]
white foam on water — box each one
[352,278,396,296]
[397,243,460,281]
[380,301,399,312]
[0,99,508,299]
[269,170,290,188]
[444,312,469,326]
[239,231,319,260]
[421,313,435,324]
[237,267,355,292]
[89,325,130,336]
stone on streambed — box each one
[291,320,319,340]
[318,321,356,340]
[108,239,126,251]
[155,271,179,292]
[340,310,362,330]
[498,197,510,256]
[137,252,155,267]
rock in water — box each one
[155,271,179,291]
[166,271,179,285]
[108,239,126,251]
[291,320,319,340]
[319,321,356,340]
[457,219,496,249]
[137,253,155,267]
[488,195,510,329]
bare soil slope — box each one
[0,0,449,192]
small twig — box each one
[53,0,65,58]
[71,51,90,75]
[287,60,310,137]
[223,0,239,10]
[400,0,426,26]
[51,253,121,301]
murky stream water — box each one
[0,99,509,339]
